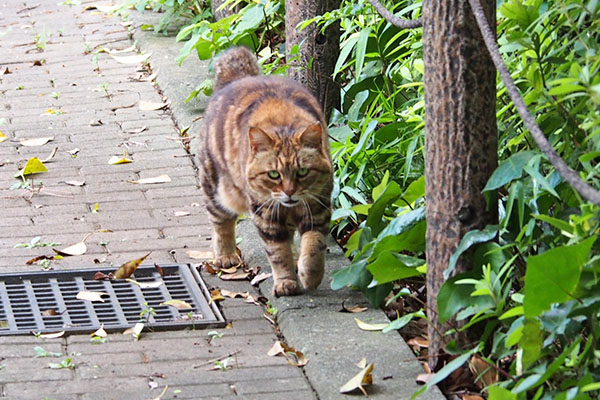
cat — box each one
[198,46,333,296]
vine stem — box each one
[367,0,422,29]
[468,0,600,206]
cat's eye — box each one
[267,170,280,180]
[297,167,309,177]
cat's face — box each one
[246,123,332,207]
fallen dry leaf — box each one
[127,174,171,184]
[93,271,115,280]
[114,252,151,279]
[209,289,225,304]
[108,151,133,165]
[68,148,80,156]
[19,136,54,146]
[354,318,388,331]
[469,355,498,389]
[99,45,136,55]
[91,324,107,338]
[41,309,59,316]
[407,337,429,348]
[174,211,191,217]
[125,278,163,289]
[219,271,250,281]
[221,289,248,299]
[219,266,239,274]
[416,373,434,385]
[123,126,147,134]
[110,53,151,64]
[250,272,272,286]
[63,180,85,187]
[1,67,10,75]
[123,322,144,339]
[267,340,308,367]
[463,396,485,400]
[76,291,108,302]
[187,250,214,260]
[341,302,368,313]
[40,146,59,163]
[139,100,168,111]
[355,358,368,369]
[38,331,65,339]
[139,70,158,82]
[54,241,87,256]
[160,299,192,309]
[340,361,374,396]
[154,263,165,277]
[26,255,55,265]
[0,130,7,143]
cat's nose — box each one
[283,188,295,197]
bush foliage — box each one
[127,0,600,398]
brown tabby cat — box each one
[198,47,333,296]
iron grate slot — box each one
[0,264,225,335]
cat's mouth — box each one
[279,199,300,208]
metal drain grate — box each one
[0,264,225,335]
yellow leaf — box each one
[160,299,192,309]
[0,130,7,143]
[114,252,151,279]
[127,174,171,184]
[354,318,387,331]
[15,157,47,177]
[339,362,374,396]
[108,151,133,165]
[76,291,108,302]
[19,136,54,146]
[209,289,225,304]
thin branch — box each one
[468,0,600,206]
[368,0,422,29]
[192,350,241,369]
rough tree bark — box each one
[422,0,498,368]
[285,0,341,121]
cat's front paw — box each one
[273,279,301,297]
[214,254,242,268]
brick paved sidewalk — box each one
[0,1,314,399]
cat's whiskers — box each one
[306,193,329,209]
[301,198,314,231]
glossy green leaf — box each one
[445,225,499,279]
[367,252,423,285]
[488,386,517,400]
[524,236,596,318]
[484,151,536,191]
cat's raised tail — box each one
[214,46,260,90]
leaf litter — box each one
[267,340,308,367]
[114,251,151,279]
[340,360,375,396]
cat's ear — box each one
[295,123,323,148]
[248,127,275,153]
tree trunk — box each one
[422,0,497,369]
[285,0,340,121]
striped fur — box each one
[198,47,333,296]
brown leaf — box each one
[139,100,167,111]
[41,309,59,316]
[463,396,485,400]
[407,337,429,348]
[219,266,239,274]
[41,146,59,163]
[219,271,250,281]
[203,262,218,274]
[267,340,308,367]
[220,289,248,299]
[93,271,115,280]
[1,67,11,74]
[340,362,374,396]
[160,299,192,309]
[469,355,498,389]
[114,252,151,279]
[76,291,108,302]
[340,302,368,313]
[154,263,165,277]
[26,255,55,265]
[250,272,272,286]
